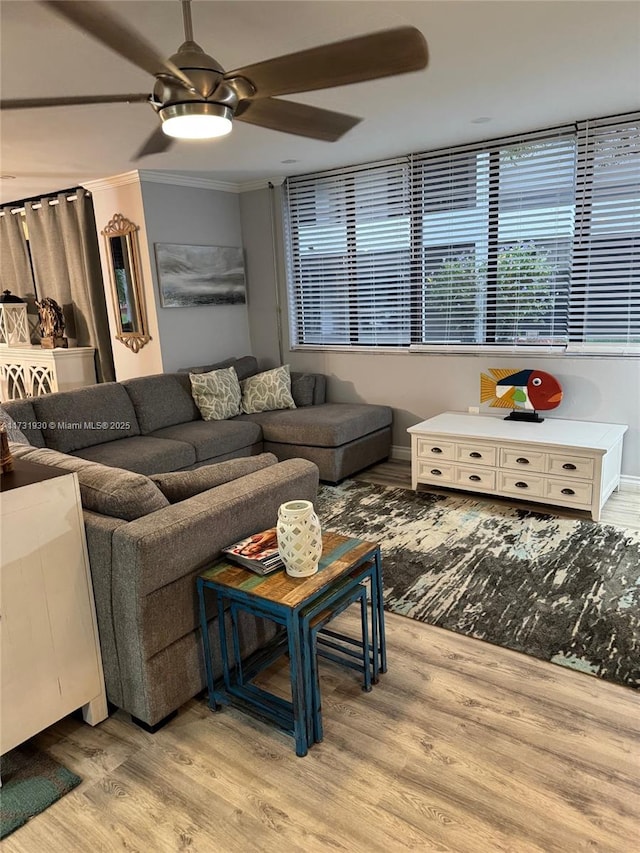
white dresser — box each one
[408,412,627,521]
[0,344,96,400]
[0,460,108,756]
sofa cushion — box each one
[240,365,296,414]
[190,366,242,421]
[9,443,169,520]
[150,452,278,502]
[150,418,262,462]
[180,355,258,381]
[1,399,46,447]
[32,383,140,453]
[123,373,199,434]
[290,373,316,407]
[238,403,393,448]
[1,404,29,443]
[71,435,196,475]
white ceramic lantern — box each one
[0,291,29,347]
[276,500,323,578]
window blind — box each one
[284,159,413,346]
[415,129,575,348]
[284,111,640,354]
[568,113,640,352]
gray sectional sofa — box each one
[2,354,391,728]
[6,355,392,482]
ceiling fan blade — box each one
[225,26,428,99]
[41,1,197,92]
[235,98,361,142]
[0,94,150,111]
[133,127,174,161]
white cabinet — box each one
[0,460,107,755]
[0,345,96,400]
[408,412,627,521]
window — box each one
[569,115,640,351]
[284,111,639,354]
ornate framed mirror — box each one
[101,213,151,353]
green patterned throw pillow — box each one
[190,366,242,420]
[241,365,297,414]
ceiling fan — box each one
[0,0,428,160]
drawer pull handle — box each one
[515,481,528,489]
[430,469,442,476]
[562,463,577,470]
[469,452,482,459]
[561,488,575,496]
[431,447,443,454]
[516,457,530,465]
[469,475,481,482]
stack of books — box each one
[222,528,284,575]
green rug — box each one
[0,744,81,839]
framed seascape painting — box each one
[155,243,246,307]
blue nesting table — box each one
[197,532,387,756]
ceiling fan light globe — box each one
[159,103,232,139]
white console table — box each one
[1,460,108,756]
[408,412,627,521]
[0,344,96,400]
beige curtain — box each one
[24,192,115,382]
[0,209,40,341]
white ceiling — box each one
[1,0,639,204]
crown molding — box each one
[138,170,239,192]
[83,170,286,195]
[237,177,285,193]
[82,171,141,192]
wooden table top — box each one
[199,531,379,608]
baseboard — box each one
[390,445,411,462]
[391,447,639,493]
[619,475,640,493]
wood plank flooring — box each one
[3,461,639,852]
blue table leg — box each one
[375,549,387,673]
[218,597,232,694]
[197,578,219,711]
[287,610,309,757]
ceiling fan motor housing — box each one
[153,40,230,110]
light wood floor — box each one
[4,462,639,852]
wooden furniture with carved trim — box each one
[408,412,627,521]
[0,459,108,756]
[0,344,96,400]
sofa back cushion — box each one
[0,400,45,447]
[10,444,169,520]
[32,383,140,453]
[1,399,46,446]
[150,452,278,502]
[123,373,200,434]
[180,355,258,381]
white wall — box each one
[140,179,251,373]
[241,188,640,478]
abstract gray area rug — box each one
[316,480,640,689]
[0,744,81,838]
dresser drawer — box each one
[498,471,545,498]
[500,448,546,473]
[416,438,455,461]
[545,479,593,506]
[417,461,455,483]
[547,453,594,480]
[455,443,496,466]
[455,466,496,490]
